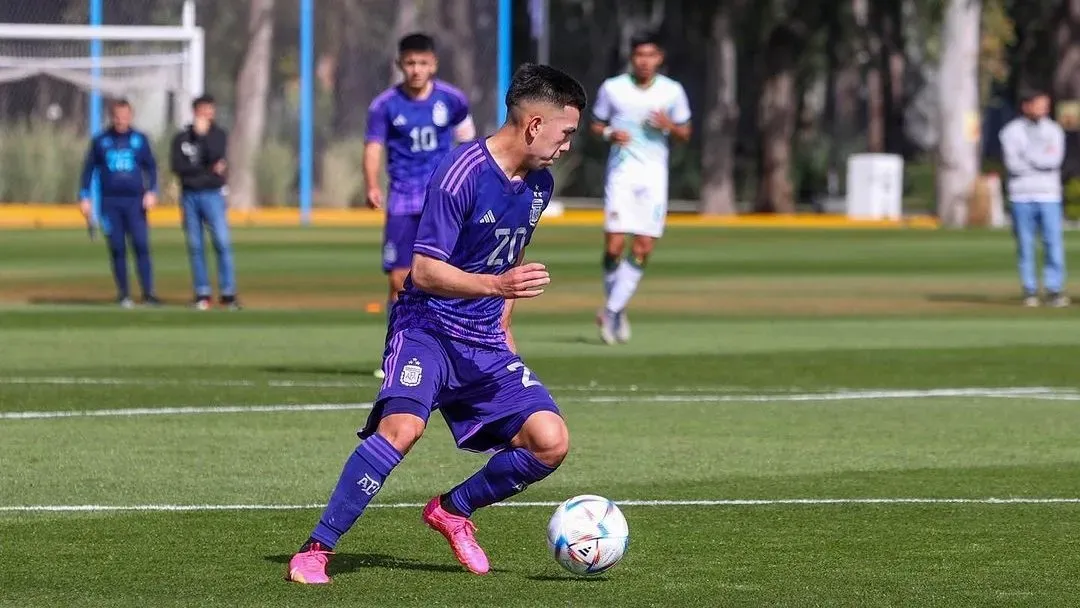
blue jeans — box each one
[1010,201,1067,295]
[181,190,236,297]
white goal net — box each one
[0,23,204,137]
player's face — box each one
[399,51,438,90]
[630,43,663,81]
[110,105,132,131]
[1024,95,1050,120]
[524,105,581,169]
[194,102,216,122]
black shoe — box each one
[220,295,242,311]
[142,295,163,307]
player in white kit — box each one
[590,32,691,344]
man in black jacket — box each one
[171,94,240,310]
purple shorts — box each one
[359,328,562,453]
[382,213,421,273]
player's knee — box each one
[376,413,426,454]
[604,236,625,259]
[630,238,654,266]
[516,411,570,468]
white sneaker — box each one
[596,308,617,345]
[615,310,631,343]
[118,297,134,310]
[1048,293,1071,308]
[1022,295,1040,308]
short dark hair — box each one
[109,98,131,112]
[398,33,435,55]
[1019,88,1049,104]
[505,63,587,120]
[192,94,215,109]
[630,30,663,53]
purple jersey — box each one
[365,80,471,215]
[389,139,554,347]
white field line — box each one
[0,402,374,420]
[2,387,1077,421]
[5,497,1080,514]
[0,375,785,394]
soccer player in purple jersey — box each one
[286,64,586,583]
[364,33,475,374]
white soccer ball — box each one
[546,494,629,576]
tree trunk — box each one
[936,0,982,227]
[443,0,478,119]
[756,25,801,213]
[228,0,275,211]
[1055,0,1080,180]
[700,1,740,215]
[855,0,885,152]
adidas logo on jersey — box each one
[392,114,407,127]
[479,210,496,224]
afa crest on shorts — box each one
[529,186,545,226]
[400,358,423,387]
[432,101,449,127]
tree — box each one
[700,0,742,214]
[228,0,275,211]
[935,0,982,227]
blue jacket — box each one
[79,128,158,201]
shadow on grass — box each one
[266,552,510,575]
[527,574,609,582]
[923,293,1019,306]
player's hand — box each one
[213,160,227,175]
[366,186,383,210]
[143,192,157,210]
[648,110,675,132]
[497,262,550,298]
[78,199,92,218]
[609,129,632,145]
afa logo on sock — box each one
[400,358,423,387]
[356,474,381,496]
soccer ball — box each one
[546,494,629,576]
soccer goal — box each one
[0,6,204,137]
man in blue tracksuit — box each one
[79,99,160,308]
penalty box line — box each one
[5,498,1080,513]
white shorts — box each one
[603,169,668,238]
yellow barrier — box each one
[0,204,940,230]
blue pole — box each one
[497,0,511,125]
[89,0,103,228]
[299,0,314,225]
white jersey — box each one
[592,73,691,177]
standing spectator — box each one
[999,89,1069,307]
[170,95,240,310]
[79,99,160,308]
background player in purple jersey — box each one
[364,33,476,379]
[287,64,587,584]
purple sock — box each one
[310,433,403,549]
[445,448,556,517]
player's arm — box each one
[453,115,476,144]
[411,254,548,299]
[650,84,693,143]
[500,256,525,353]
[589,82,630,145]
[138,136,159,202]
[363,96,390,209]
[78,139,98,215]
[410,181,549,299]
[999,125,1036,176]
[1027,123,1067,170]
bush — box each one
[0,121,86,203]
[320,138,367,208]
[1064,177,1080,221]
[255,138,296,207]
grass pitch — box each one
[1,226,1079,606]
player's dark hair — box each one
[192,94,215,110]
[1019,87,1049,104]
[629,30,663,53]
[504,63,587,120]
[109,98,131,113]
[398,33,436,55]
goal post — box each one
[0,20,205,135]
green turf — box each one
[1,226,1079,606]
